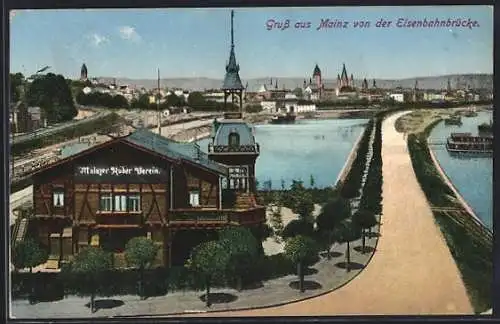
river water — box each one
[197,119,368,190]
[428,111,493,230]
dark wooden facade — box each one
[30,137,266,268]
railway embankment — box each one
[400,111,492,314]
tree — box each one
[109,95,129,109]
[26,73,77,123]
[284,235,320,293]
[218,227,259,291]
[12,239,48,304]
[336,219,362,272]
[293,192,315,222]
[188,240,230,307]
[352,209,378,253]
[282,219,314,240]
[166,93,182,107]
[187,91,206,109]
[315,195,351,259]
[124,237,159,300]
[270,207,284,238]
[9,73,25,102]
[66,247,112,313]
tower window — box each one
[228,131,240,147]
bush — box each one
[281,219,314,239]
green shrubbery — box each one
[340,119,374,199]
[11,253,296,301]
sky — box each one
[9,6,493,80]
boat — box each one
[463,106,478,117]
[270,113,296,124]
[478,120,493,134]
[446,132,492,155]
[444,115,462,126]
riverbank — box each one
[401,110,492,313]
[334,130,364,187]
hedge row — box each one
[358,115,383,214]
[11,113,122,156]
[407,129,455,208]
[11,253,296,301]
[340,118,375,199]
[406,118,492,313]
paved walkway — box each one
[172,111,473,317]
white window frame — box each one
[53,190,64,207]
[114,195,127,212]
[189,190,200,207]
[128,195,141,212]
[228,166,249,191]
[99,193,113,212]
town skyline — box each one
[10,6,493,80]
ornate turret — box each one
[208,10,260,196]
[222,10,244,112]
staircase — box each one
[11,218,29,247]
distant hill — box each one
[96,74,493,92]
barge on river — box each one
[269,112,296,124]
[446,132,493,155]
[444,115,462,126]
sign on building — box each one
[75,165,168,183]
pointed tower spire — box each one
[447,78,452,92]
[231,9,234,48]
[222,10,244,92]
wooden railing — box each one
[170,210,228,222]
[169,207,266,224]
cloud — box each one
[119,26,141,42]
[89,33,108,47]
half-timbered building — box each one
[29,128,266,268]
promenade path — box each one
[178,110,473,317]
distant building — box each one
[389,93,405,102]
[10,102,44,133]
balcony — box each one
[169,207,266,226]
[208,143,260,154]
[95,212,142,227]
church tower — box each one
[312,64,322,99]
[208,10,260,197]
[340,63,349,88]
[80,63,88,81]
